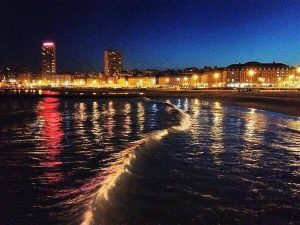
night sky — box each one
[1,0,300,72]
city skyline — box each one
[1,0,300,72]
[2,40,300,74]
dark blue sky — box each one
[1,0,300,72]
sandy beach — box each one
[145,89,300,117]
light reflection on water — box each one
[240,108,265,168]
[0,97,299,225]
[209,101,224,165]
[37,97,63,183]
[137,102,145,133]
[91,101,102,143]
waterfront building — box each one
[52,74,72,86]
[117,77,128,87]
[157,68,225,88]
[18,73,34,86]
[157,75,192,88]
[41,42,56,80]
[225,61,290,88]
[101,76,118,87]
[104,50,123,76]
[70,72,87,86]
[86,78,101,87]
[126,76,156,88]
[287,66,300,88]
[199,69,226,88]
[72,78,86,86]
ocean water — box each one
[0,97,299,225]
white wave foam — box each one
[81,98,191,225]
[172,109,192,131]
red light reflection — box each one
[43,90,60,95]
[38,97,63,183]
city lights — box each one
[1,45,300,89]
[213,72,220,79]
[248,69,255,76]
[43,42,54,46]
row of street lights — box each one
[246,67,300,87]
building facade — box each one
[41,42,56,79]
[225,61,290,88]
[104,50,123,76]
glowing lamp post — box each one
[165,78,170,86]
[248,69,255,87]
[138,79,143,87]
[193,74,198,87]
[184,76,188,87]
[289,75,295,87]
[213,72,220,87]
[176,77,180,87]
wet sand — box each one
[146,89,300,117]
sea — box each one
[0,96,299,225]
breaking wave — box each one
[81,98,191,225]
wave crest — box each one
[81,98,191,225]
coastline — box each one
[1,89,300,117]
[146,90,300,117]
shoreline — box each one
[1,89,300,117]
[152,90,300,117]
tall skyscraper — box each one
[41,42,56,78]
[104,50,123,76]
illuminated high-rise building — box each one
[104,50,123,76]
[41,42,56,77]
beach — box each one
[1,88,300,117]
[146,89,300,117]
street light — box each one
[248,69,255,87]
[138,79,143,87]
[214,72,220,87]
[289,75,295,87]
[176,77,180,87]
[193,74,198,87]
